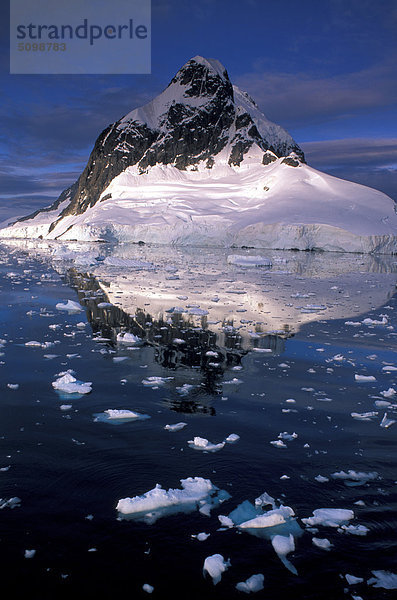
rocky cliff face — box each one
[23,55,303,231]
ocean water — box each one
[0,240,396,599]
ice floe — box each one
[187,437,225,452]
[203,554,230,585]
[164,422,187,432]
[52,370,92,395]
[227,255,272,267]
[302,508,354,528]
[55,300,83,313]
[331,470,378,486]
[354,374,376,382]
[94,409,150,424]
[367,570,397,589]
[312,537,333,550]
[116,477,230,523]
[235,573,265,593]
[116,332,143,345]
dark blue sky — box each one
[1,0,396,221]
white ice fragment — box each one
[270,440,287,448]
[203,554,230,585]
[235,574,265,593]
[0,497,21,509]
[345,574,364,585]
[278,432,298,442]
[56,300,83,313]
[380,388,396,398]
[382,365,397,371]
[355,374,376,382]
[116,332,142,345]
[227,255,272,267]
[271,534,297,575]
[94,409,150,423]
[315,475,329,483]
[239,511,287,529]
[331,470,378,485]
[116,477,227,523]
[380,413,396,428]
[218,515,234,528]
[192,532,210,541]
[25,340,42,347]
[52,370,92,395]
[302,508,354,528]
[60,404,72,411]
[225,433,240,443]
[368,570,397,589]
[351,411,378,421]
[339,524,369,536]
[24,549,36,559]
[188,437,225,452]
[142,376,173,387]
[7,383,19,390]
[164,422,187,432]
[312,537,333,550]
[142,584,154,594]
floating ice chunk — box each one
[380,388,396,398]
[240,512,285,529]
[117,332,143,345]
[331,470,378,486]
[142,584,154,594]
[142,376,173,387]
[52,370,92,395]
[235,574,265,593]
[192,532,210,541]
[345,321,361,326]
[176,383,195,395]
[302,508,354,528]
[380,413,396,428]
[94,409,150,424]
[7,383,19,390]
[56,300,83,313]
[315,475,329,483]
[351,411,378,421]
[271,534,297,575]
[60,404,72,411]
[278,432,298,442]
[382,365,397,371]
[24,549,36,559]
[218,515,234,528]
[164,422,187,432]
[116,477,229,523]
[225,433,240,443]
[362,317,388,325]
[0,497,21,509]
[368,570,397,589]
[270,440,287,448]
[252,347,272,353]
[312,537,332,550]
[25,340,43,347]
[345,574,364,585]
[355,374,376,382]
[255,492,276,509]
[339,524,369,536]
[223,378,243,385]
[227,255,272,267]
[203,554,230,585]
[188,437,225,452]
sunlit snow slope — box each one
[1,56,396,253]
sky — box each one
[1,0,396,221]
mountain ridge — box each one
[1,55,396,254]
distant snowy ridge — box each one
[1,55,396,253]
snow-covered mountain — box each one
[1,55,396,253]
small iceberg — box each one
[55,299,83,313]
[116,477,230,524]
[331,470,378,486]
[116,332,143,345]
[227,255,272,267]
[235,573,264,593]
[188,437,225,452]
[52,370,92,395]
[203,554,230,585]
[302,508,354,528]
[94,409,150,424]
[164,422,187,432]
[368,570,397,589]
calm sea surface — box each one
[0,241,396,599]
